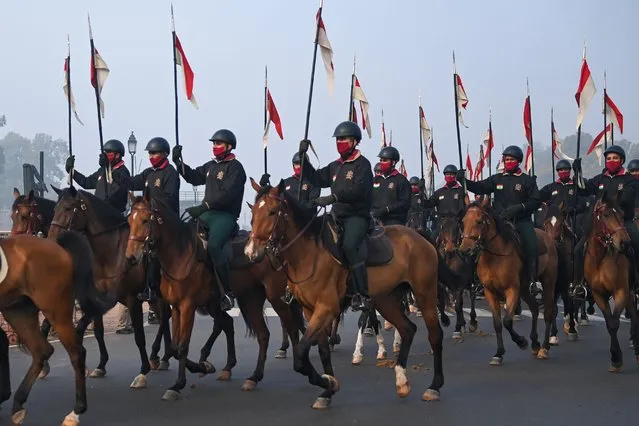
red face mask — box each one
[106,152,117,163]
[150,156,165,168]
[558,170,571,181]
[633,173,639,180]
[411,186,420,194]
[504,160,519,172]
[379,161,392,174]
[605,159,622,173]
[336,141,352,157]
[444,175,456,184]
[213,145,227,159]
[293,164,301,178]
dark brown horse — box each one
[583,192,639,371]
[245,179,461,408]
[0,231,111,425]
[459,198,558,364]
[48,186,173,388]
[10,188,56,237]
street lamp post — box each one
[127,131,137,176]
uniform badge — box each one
[98,175,102,181]
[598,183,604,190]
[618,183,624,191]
[285,185,291,191]
[207,171,210,177]
[388,182,395,189]
[417,199,421,204]
[332,175,337,182]
[568,189,574,195]
[496,184,504,190]
[373,182,381,188]
[302,184,308,191]
[154,178,161,188]
[345,170,354,180]
[216,171,224,180]
[454,194,459,199]
[552,190,558,196]
[438,195,445,200]
[515,183,522,191]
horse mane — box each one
[149,196,191,251]
[466,201,519,247]
[12,195,56,227]
[75,189,127,229]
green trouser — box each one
[199,210,236,293]
[340,216,369,297]
[514,220,539,283]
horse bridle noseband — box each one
[593,204,627,249]
[12,201,44,236]
[460,207,514,257]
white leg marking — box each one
[394,365,408,387]
[0,245,8,285]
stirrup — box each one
[569,282,588,302]
[220,293,235,312]
[280,288,294,305]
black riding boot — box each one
[350,263,372,311]
[527,256,542,303]
[216,262,235,312]
[138,256,160,302]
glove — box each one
[259,173,271,187]
[456,169,466,182]
[65,155,75,173]
[372,207,387,218]
[572,158,582,173]
[186,204,208,218]
[312,194,336,207]
[99,153,108,168]
[299,139,311,155]
[419,178,426,189]
[172,145,183,165]
[500,204,524,220]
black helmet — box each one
[374,162,382,173]
[103,139,125,155]
[378,146,400,162]
[555,159,571,171]
[292,152,308,164]
[332,121,362,141]
[209,129,237,149]
[603,145,625,163]
[443,164,458,174]
[409,176,420,185]
[502,145,524,163]
[145,137,171,154]
[628,159,639,172]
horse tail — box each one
[56,230,112,319]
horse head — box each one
[126,191,154,265]
[438,214,462,256]
[591,190,629,254]
[10,188,43,236]
[543,202,568,242]
[459,196,493,257]
[49,185,88,239]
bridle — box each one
[592,202,628,250]
[50,196,127,237]
[460,206,515,257]
[11,200,44,236]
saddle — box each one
[321,215,393,267]
[502,220,548,257]
[194,221,252,270]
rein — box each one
[11,200,44,236]
[460,207,516,257]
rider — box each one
[374,162,382,177]
[110,137,180,302]
[629,159,639,212]
[427,164,469,242]
[65,139,130,213]
[458,145,541,292]
[298,121,373,311]
[539,160,585,218]
[172,129,246,312]
[371,146,411,226]
[259,152,320,205]
[572,145,639,284]
[406,176,428,232]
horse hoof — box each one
[149,359,160,370]
[513,315,522,321]
[240,379,257,391]
[217,370,232,381]
[396,381,411,398]
[469,323,478,333]
[393,344,401,354]
[563,322,571,335]
[196,361,215,378]
[158,361,170,371]
[452,331,463,340]
[422,389,440,401]
[12,409,26,425]
[61,411,80,426]
[274,349,287,359]
[312,397,331,410]
[384,321,393,331]
[322,374,340,392]
[567,333,579,342]
[38,362,50,379]
[489,356,503,366]
[518,338,529,350]
[537,348,549,360]
[549,336,559,346]
[608,364,622,373]
[89,368,106,378]
[84,368,90,377]
[579,319,590,326]
[376,351,387,361]
[161,389,180,401]
[351,354,363,365]
[531,347,540,357]
[130,374,147,389]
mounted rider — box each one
[406,176,428,232]
[111,137,181,302]
[172,129,247,312]
[572,145,639,285]
[259,152,320,206]
[65,139,130,213]
[371,146,411,226]
[628,159,639,214]
[426,164,469,242]
[458,145,542,292]
[298,120,373,311]
[539,159,586,221]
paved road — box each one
[2,305,637,426]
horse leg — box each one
[624,294,639,363]
[37,319,52,379]
[239,292,271,391]
[293,307,339,409]
[453,287,465,339]
[88,315,108,378]
[128,298,151,389]
[549,283,561,345]
[214,311,237,381]
[162,304,197,401]
[483,289,506,365]
[269,296,301,361]
[197,314,223,371]
[0,328,10,407]
[371,312,387,360]
[328,318,341,350]
[469,283,478,332]
[277,319,290,358]
[591,291,623,371]
[520,283,541,357]
[538,274,556,358]
[159,302,173,368]
[352,325,365,365]
[373,296,417,399]
[504,286,529,352]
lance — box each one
[488,108,493,178]
[171,5,185,175]
[452,51,466,195]
[418,95,424,181]
[66,35,74,186]
[526,78,536,177]
[88,14,109,198]
[348,54,355,120]
[264,65,268,173]
[430,127,435,197]
[551,108,556,182]
[298,0,324,202]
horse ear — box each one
[27,190,35,201]
[13,187,20,199]
[271,182,281,197]
[481,196,491,208]
[50,185,61,196]
[68,186,77,197]
[250,177,261,192]
[246,201,253,210]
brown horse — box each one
[244,179,461,408]
[583,192,639,371]
[0,231,111,425]
[10,188,56,237]
[48,186,173,388]
[459,198,558,364]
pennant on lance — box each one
[316,9,334,97]
[352,75,371,138]
[63,53,83,125]
[174,35,198,109]
[263,89,283,147]
[575,46,596,129]
[587,123,612,165]
[603,92,623,134]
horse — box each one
[48,186,173,388]
[245,179,462,408]
[10,188,56,237]
[582,192,639,371]
[0,231,111,426]
[125,193,299,397]
[351,306,388,365]
[435,215,477,339]
[459,198,559,364]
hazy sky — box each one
[1,0,637,222]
